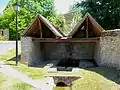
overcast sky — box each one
[0,0,78,14]
[54,0,77,14]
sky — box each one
[0,0,10,13]
[0,0,78,14]
[54,0,77,14]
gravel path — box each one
[0,62,55,90]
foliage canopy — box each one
[71,0,120,30]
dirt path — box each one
[0,62,54,90]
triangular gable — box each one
[22,15,64,38]
[22,16,39,37]
[68,13,105,38]
[39,15,65,37]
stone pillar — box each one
[21,36,42,66]
[21,36,32,64]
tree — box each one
[71,0,120,30]
[0,0,65,40]
[70,3,82,22]
[69,3,82,29]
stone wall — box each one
[72,43,95,59]
[44,43,65,60]
[99,30,120,69]
[44,43,95,60]
[21,36,32,63]
[21,36,42,66]
[0,29,9,40]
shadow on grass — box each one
[6,63,16,66]
[86,67,120,84]
[7,55,21,61]
[5,55,22,66]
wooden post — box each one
[86,17,88,38]
[38,19,42,38]
[38,19,46,61]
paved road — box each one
[0,41,21,54]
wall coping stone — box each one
[102,29,120,37]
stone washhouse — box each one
[21,13,120,69]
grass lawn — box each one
[0,72,35,90]
[0,48,120,90]
[0,47,45,79]
[72,67,120,90]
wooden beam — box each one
[38,19,42,38]
[85,17,89,38]
[32,38,100,43]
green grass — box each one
[0,72,35,90]
[72,67,120,90]
[0,47,45,79]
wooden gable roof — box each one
[68,13,105,38]
[22,15,64,38]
